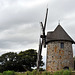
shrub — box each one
[32,70,37,75]
[42,71,47,75]
[36,72,40,75]
[42,71,50,75]
[53,71,59,75]
[63,70,71,75]
[3,71,15,75]
[0,73,2,75]
[46,72,50,75]
[25,71,30,75]
[59,69,64,75]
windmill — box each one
[37,8,48,71]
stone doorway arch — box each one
[63,66,69,70]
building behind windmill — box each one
[46,24,75,72]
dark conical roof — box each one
[47,25,75,44]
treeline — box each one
[0,49,44,72]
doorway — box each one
[63,66,69,70]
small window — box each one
[60,43,64,48]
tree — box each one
[0,52,18,72]
[0,49,44,72]
[18,49,44,71]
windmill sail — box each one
[44,8,48,31]
[42,8,48,47]
[37,8,48,71]
[37,38,42,71]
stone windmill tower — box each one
[46,24,75,72]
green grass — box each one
[0,73,2,75]
[0,70,75,75]
[15,72,26,75]
[3,71,15,75]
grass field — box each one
[0,73,2,75]
[15,72,26,75]
[8,72,75,75]
[0,71,75,75]
[14,72,75,75]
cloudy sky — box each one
[0,0,75,68]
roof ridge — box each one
[47,25,75,44]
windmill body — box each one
[46,25,75,72]
[37,8,74,72]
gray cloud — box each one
[0,0,75,68]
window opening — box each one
[60,42,64,48]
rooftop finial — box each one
[58,20,60,25]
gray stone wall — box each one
[46,41,74,72]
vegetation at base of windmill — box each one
[53,71,59,75]
[25,71,31,75]
[0,49,44,72]
[1,70,75,75]
[0,73,2,75]
[59,69,64,75]
[37,72,41,75]
[3,71,15,75]
[53,69,67,75]
[15,72,26,75]
[25,71,40,75]
[42,71,51,75]
[63,70,71,75]
[69,68,72,75]
[32,70,37,75]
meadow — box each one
[0,70,75,75]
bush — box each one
[59,69,64,75]
[53,71,59,75]
[36,72,40,75]
[25,71,34,75]
[46,72,50,75]
[42,71,50,75]
[0,73,2,75]
[3,71,15,75]
[63,70,71,75]
[32,70,37,75]
[25,71,30,75]
[53,70,63,75]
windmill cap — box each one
[46,25,75,44]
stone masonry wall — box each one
[46,41,74,72]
